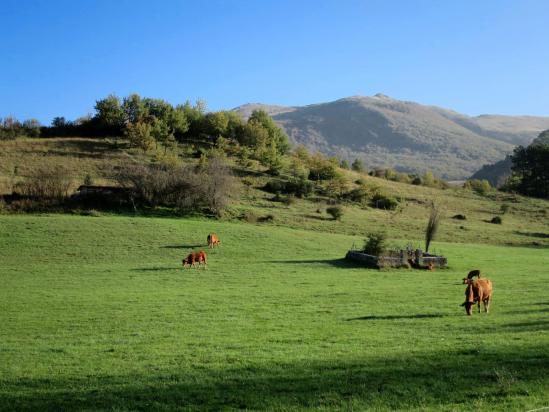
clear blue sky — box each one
[1,0,548,124]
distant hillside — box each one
[470,156,513,188]
[234,95,549,180]
[470,128,549,187]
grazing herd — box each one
[182,233,220,270]
[180,233,494,316]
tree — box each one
[351,158,365,173]
[308,153,338,181]
[22,119,41,137]
[248,109,291,155]
[52,117,67,127]
[122,93,146,124]
[150,118,174,152]
[202,111,229,140]
[125,121,155,152]
[0,116,22,140]
[509,143,549,199]
[94,94,124,132]
[169,106,189,137]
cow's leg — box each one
[484,297,490,313]
[477,299,481,313]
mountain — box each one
[470,156,513,188]
[234,95,549,180]
[470,128,549,187]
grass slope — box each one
[1,215,548,411]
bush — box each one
[264,178,313,198]
[326,205,343,220]
[464,179,492,195]
[371,193,399,210]
[243,210,258,223]
[83,174,94,186]
[343,187,370,205]
[411,176,422,185]
[115,156,236,215]
[258,214,275,223]
[14,166,72,201]
[490,216,503,224]
[362,232,387,256]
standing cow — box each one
[182,250,207,270]
[461,275,493,315]
[207,233,220,248]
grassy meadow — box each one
[1,214,548,411]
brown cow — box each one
[182,250,207,269]
[207,233,220,248]
[461,277,492,315]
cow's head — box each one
[461,301,474,315]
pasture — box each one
[0,214,548,411]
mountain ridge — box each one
[233,95,549,179]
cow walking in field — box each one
[182,250,207,270]
[207,233,220,248]
[461,273,492,315]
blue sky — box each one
[1,0,548,124]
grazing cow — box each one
[461,277,492,315]
[207,233,220,248]
[462,269,481,284]
[182,250,207,269]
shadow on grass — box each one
[1,345,546,411]
[501,320,549,332]
[304,214,332,221]
[131,266,180,272]
[267,258,365,269]
[515,231,549,239]
[161,244,204,249]
[346,313,446,321]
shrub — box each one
[326,205,343,220]
[362,232,387,256]
[281,195,296,206]
[411,176,422,185]
[115,156,236,215]
[464,179,492,195]
[83,174,94,186]
[258,214,275,223]
[371,193,399,210]
[243,210,258,223]
[264,178,313,198]
[14,166,72,201]
[425,202,442,252]
[490,216,503,224]
[344,187,370,205]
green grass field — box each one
[1,214,548,411]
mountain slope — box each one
[470,128,549,187]
[234,95,549,179]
